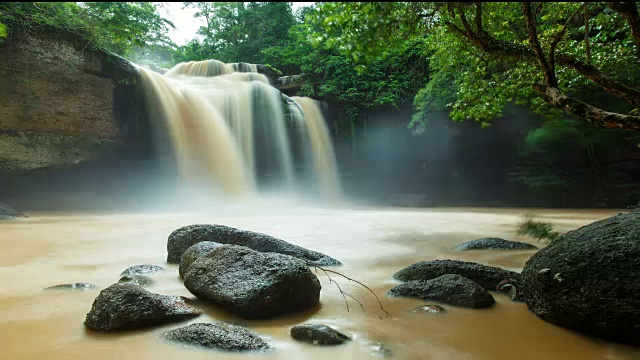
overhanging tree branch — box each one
[607,2,640,55]
[523,2,557,86]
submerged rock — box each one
[290,324,350,346]
[179,241,222,279]
[389,274,495,309]
[452,238,537,251]
[118,275,154,287]
[167,224,341,266]
[367,342,393,358]
[84,283,201,331]
[45,283,96,291]
[163,323,271,352]
[496,278,524,302]
[120,264,164,276]
[521,210,640,345]
[410,304,447,315]
[183,244,321,319]
[0,202,24,220]
[394,259,520,290]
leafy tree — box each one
[309,2,640,131]
[0,2,174,56]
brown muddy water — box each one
[1,205,638,360]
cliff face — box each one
[0,29,137,171]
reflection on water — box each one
[0,206,637,360]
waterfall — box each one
[137,59,340,200]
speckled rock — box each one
[394,259,520,290]
[183,244,321,319]
[410,304,447,315]
[167,224,341,266]
[163,323,271,352]
[118,275,154,287]
[84,283,201,331]
[453,238,537,251]
[179,242,222,279]
[522,210,640,345]
[290,324,350,345]
[120,264,164,276]
[389,274,495,309]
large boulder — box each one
[0,202,24,219]
[452,238,538,251]
[290,324,350,346]
[163,323,271,352]
[183,244,321,319]
[167,224,341,266]
[394,259,519,290]
[84,283,201,331]
[521,211,640,345]
[179,241,222,279]
[388,274,495,309]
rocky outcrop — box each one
[0,29,138,172]
[276,74,305,91]
[84,283,201,331]
[394,259,520,290]
[183,244,321,319]
[452,238,538,251]
[163,323,271,352]
[521,210,640,345]
[389,274,495,309]
[120,264,164,276]
[179,241,221,279]
[167,224,341,266]
[290,324,350,346]
[0,201,24,219]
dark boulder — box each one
[84,283,201,331]
[410,304,447,315]
[521,211,640,345]
[179,241,221,279]
[394,259,520,290]
[163,323,271,352]
[183,244,321,319]
[452,238,537,251]
[167,224,341,266]
[388,274,495,309]
[45,283,96,291]
[120,264,164,276]
[290,324,350,346]
[118,275,154,287]
[0,202,24,219]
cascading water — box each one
[137,59,340,200]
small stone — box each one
[410,305,447,315]
[368,342,393,358]
[163,323,271,352]
[120,264,164,276]
[118,275,154,287]
[45,283,96,291]
[290,324,350,346]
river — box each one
[1,205,638,360]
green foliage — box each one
[517,214,560,244]
[0,2,174,56]
[308,2,640,128]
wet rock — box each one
[120,264,164,276]
[290,324,350,346]
[521,210,640,345]
[394,259,520,290]
[389,274,495,309]
[118,275,154,287]
[84,283,201,331]
[452,238,537,251]
[167,224,341,266]
[179,241,222,279]
[0,202,24,220]
[183,244,321,319]
[163,323,271,352]
[496,278,524,302]
[45,283,96,291]
[410,304,447,315]
[367,342,393,358]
